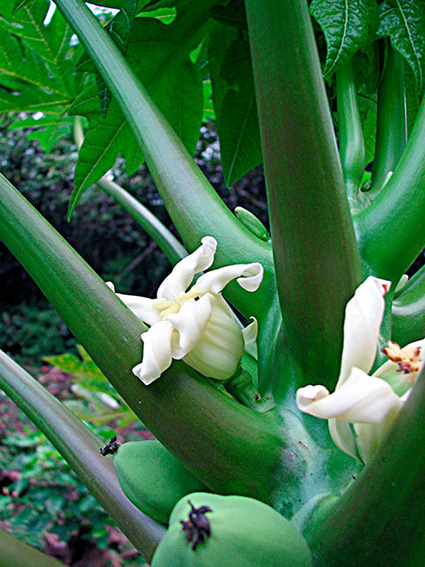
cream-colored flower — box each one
[109,236,263,385]
[296,276,425,463]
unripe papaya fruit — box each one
[151,492,313,566]
[113,441,208,524]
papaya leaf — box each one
[71,81,143,187]
[210,0,247,31]
[87,0,133,7]
[13,0,35,13]
[69,14,204,215]
[96,0,137,117]
[0,27,68,98]
[0,4,81,146]
[138,0,196,10]
[378,0,425,94]
[8,114,75,152]
[4,0,68,67]
[209,26,262,187]
[310,0,379,76]
[55,0,274,316]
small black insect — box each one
[100,436,120,456]
[180,500,213,551]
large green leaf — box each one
[210,0,247,30]
[8,114,75,152]
[0,27,67,98]
[378,0,425,94]
[7,0,72,69]
[310,0,379,76]
[69,14,204,214]
[209,25,262,187]
[0,3,80,148]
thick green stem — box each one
[356,92,425,282]
[370,46,407,196]
[0,352,165,563]
[309,364,425,567]
[54,0,273,320]
[245,0,362,386]
[0,528,66,567]
[335,60,365,210]
[0,173,287,506]
[392,264,425,345]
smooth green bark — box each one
[245,0,362,387]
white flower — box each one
[109,236,263,385]
[296,276,425,463]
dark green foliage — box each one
[0,117,170,303]
[0,429,111,550]
[310,0,379,76]
[0,305,77,371]
[378,0,425,94]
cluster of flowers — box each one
[111,238,423,464]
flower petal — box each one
[242,317,258,345]
[339,276,391,384]
[156,237,217,300]
[117,293,161,326]
[354,411,400,464]
[296,384,331,414]
[106,281,160,326]
[329,419,358,461]
[196,262,264,294]
[297,368,403,423]
[132,321,175,385]
[167,294,212,358]
[183,296,244,380]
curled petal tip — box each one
[296,385,330,413]
[132,363,161,386]
[200,235,218,249]
[236,262,264,292]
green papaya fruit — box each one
[151,492,313,566]
[113,441,208,524]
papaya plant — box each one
[1,0,425,565]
